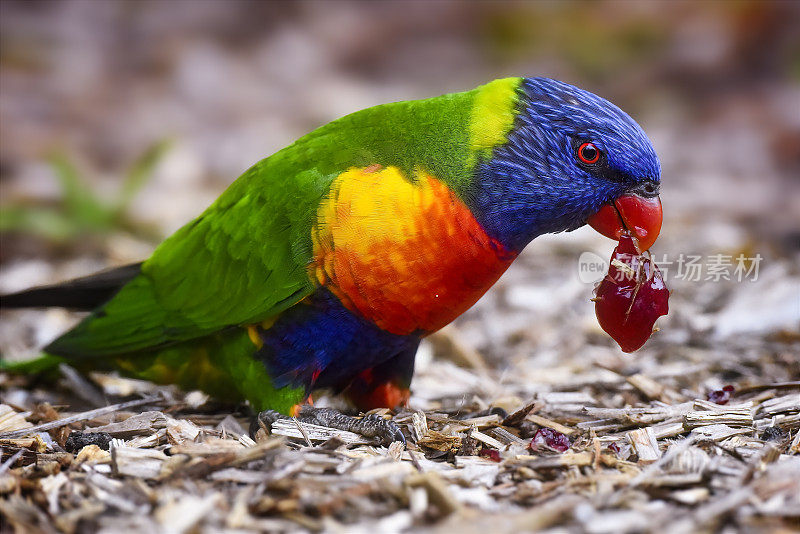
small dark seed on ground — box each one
[65,431,114,452]
[760,426,786,442]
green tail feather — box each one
[0,354,66,375]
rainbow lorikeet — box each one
[2,77,662,441]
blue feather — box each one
[254,288,417,392]
[470,77,661,252]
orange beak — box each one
[587,195,662,251]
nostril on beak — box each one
[635,180,660,198]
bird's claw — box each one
[350,413,406,447]
[249,409,284,439]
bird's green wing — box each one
[46,160,330,358]
[46,77,523,358]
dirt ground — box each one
[1,1,798,532]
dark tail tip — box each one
[1,262,142,311]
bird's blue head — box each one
[472,77,662,253]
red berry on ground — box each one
[479,447,502,462]
[530,427,571,452]
[707,385,735,405]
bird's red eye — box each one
[578,142,600,164]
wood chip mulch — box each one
[1,355,797,533]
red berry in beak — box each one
[593,234,669,352]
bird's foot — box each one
[249,406,405,447]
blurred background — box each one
[1,0,798,388]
